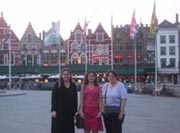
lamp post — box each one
[23,57,26,90]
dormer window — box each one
[96,33,104,42]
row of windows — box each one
[160,35,175,44]
[161,58,176,68]
[160,46,175,55]
[115,42,143,52]
[21,43,39,50]
[75,31,105,42]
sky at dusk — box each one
[0,0,180,39]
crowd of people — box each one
[51,68,128,133]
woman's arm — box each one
[120,98,127,114]
[118,98,127,119]
[51,82,58,118]
[99,86,103,113]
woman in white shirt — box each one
[102,70,128,133]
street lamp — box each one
[23,57,26,90]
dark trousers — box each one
[103,113,125,133]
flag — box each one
[82,18,88,40]
[3,30,10,44]
[150,2,158,36]
[44,21,60,46]
[130,10,138,39]
[3,29,11,49]
[81,18,88,52]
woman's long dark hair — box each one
[58,68,73,87]
[83,71,98,87]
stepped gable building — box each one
[89,23,111,65]
[20,22,42,67]
[0,12,19,67]
[67,22,86,64]
[67,22,111,65]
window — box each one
[51,53,58,64]
[169,46,175,55]
[42,53,49,64]
[23,44,28,50]
[28,34,32,42]
[31,44,37,50]
[127,42,132,50]
[96,33,104,42]
[114,58,123,64]
[27,55,32,65]
[0,53,4,64]
[161,59,166,68]
[169,35,175,43]
[34,55,39,65]
[71,42,78,52]
[160,47,166,55]
[169,58,175,68]
[80,42,86,52]
[101,45,108,55]
[137,43,142,50]
[115,40,122,52]
[60,52,66,64]
[160,35,166,44]
[81,54,86,64]
[75,31,82,41]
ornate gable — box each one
[21,22,40,41]
[69,22,83,40]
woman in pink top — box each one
[80,71,103,133]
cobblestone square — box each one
[0,90,180,133]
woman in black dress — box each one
[51,68,77,133]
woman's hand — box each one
[96,112,102,118]
[80,111,85,118]
[118,112,124,120]
[51,111,57,118]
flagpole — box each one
[134,39,137,88]
[111,14,114,70]
[84,19,88,74]
[154,34,158,89]
[8,28,11,90]
[59,21,61,74]
[85,34,87,74]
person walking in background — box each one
[51,68,77,133]
[102,70,128,133]
[80,71,103,133]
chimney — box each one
[176,13,179,23]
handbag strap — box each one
[104,83,109,105]
[104,82,122,107]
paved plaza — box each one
[0,90,180,133]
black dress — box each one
[51,82,77,133]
